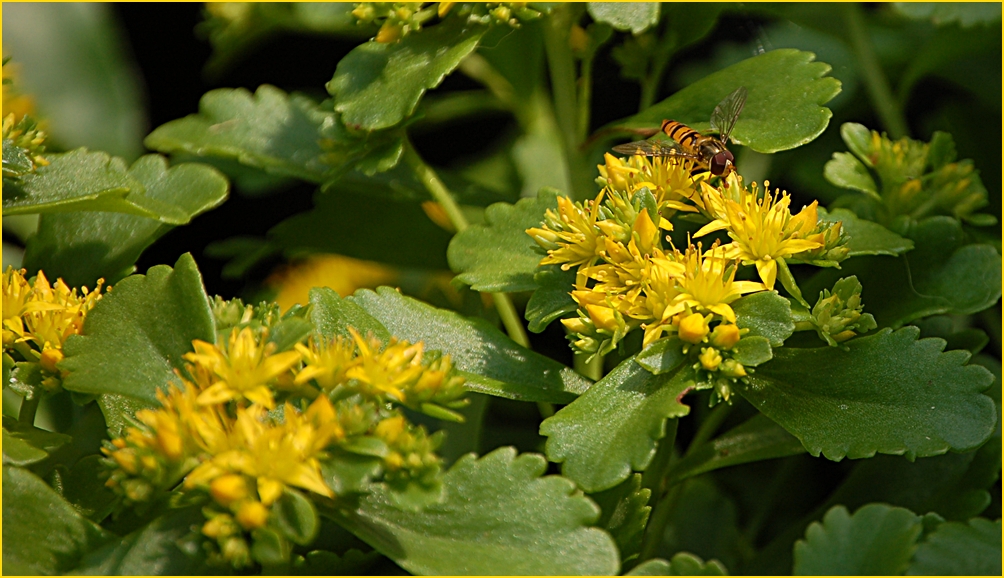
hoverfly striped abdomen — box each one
[660,120,702,149]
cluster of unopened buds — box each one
[352,2,539,43]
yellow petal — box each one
[755,259,778,290]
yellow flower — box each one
[695,181,821,289]
[346,328,426,403]
[597,153,705,214]
[294,334,358,392]
[652,244,765,325]
[268,254,397,313]
[2,267,104,354]
[527,194,605,270]
[186,327,301,409]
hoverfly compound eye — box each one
[710,152,732,175]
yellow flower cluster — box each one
[103,321,465,566]
[528,152,842,380]
[2,267,104,388]
[352,2,536,43]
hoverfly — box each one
[612,86,747,177]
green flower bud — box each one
[810,276,877,346]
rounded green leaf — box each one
[732,291,795,347]
[274,490,320,546]
[2,465,111,575]
[732,336,773,367]
[525,265,577,333]
[540,358,694,492]
[60,254,216,404]
[907,518,1002,576]
[329,447,620,575]
[308,287,391,343]
[349,287,591,403]
[894,2,1002,27]
[738,327,997,461]
[627,553,728,575]
[448,188,563,293]
[587,2,660,34]
[23,155,228,288]
[2,417,72,466]
[607,49,841,153]
[794,504,923,575]
[635,336,687,375]
[589,474,651,563]
[820,208,914,258]
[327,17,488,130]
[823,151,879,198]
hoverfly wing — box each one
[612,139,696,159]
[710,86,747,144]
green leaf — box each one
[587,2,660,34]
[731,336,773,367]
[61,254,216,404]
[894,2,1002,27]
[657,478,741,569]
[330,447,620,575]
[823,152,879,198]
[803,216,1001,328]
[98,393,155,438]
[635,337,687,375]
[349,287,591,403]
[608,49,841,153]
[269,189,453,270]
[145,85,332,182]
[907,518,1001,576]
[2,465,111,575]
[732,291,795,347]
[2,149,188,223]
[794,504,923,575]
[820,208,914,258]
[738,327,997,460]
[448,188,562,293]
[589,474,651,563]
[540,358,694,492]
[327,17,488,130]
[627,553,728,575]
[57,455,119,522]
[23,155,228,288]
[70,506,213,575]
[273,490,320,546]
[308,287,391,343]
[266,317,314,353]
[2,417,72,466]
[322,449,384,495]
[525,265,577,333]
[667,414,805,485]
[291,548,381,575]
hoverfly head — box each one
[710,150,735,176]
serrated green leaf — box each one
[627,553,728,575]
[308,287,391,343]
[274,490,320,546]
[61,254,216,404]
[2,465,112,575]
[731,336,773,367]
[823,151,880,198]
[635,337,687,375]
[349,287,591,403]
[589,473,651,563]
[667,414,805,485]
[907,517,1001,575]
[269,188,453,270]
[2,149,187,223]
[803,216,1001,328]
[329,447,620,575]
[894,2,1002,27]
[587,2,660,34]
[449,188,562,293]
[327,17,488,130]
[738,327,996,460]
[732,291,795,347]
[794,504,923,575]
[2,417,72,466]
[607,49,840,153]
[541,358,694,492]
[525,264,577,333]
[23,155,228,288]
[820,207,914,258]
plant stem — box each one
[18,391,40,426]
[641,418,678,499]
[573,351,604,381]
[639,469,683,561]
[576,47,595,144]
[843,3,909,139]
[639,25,676,111]
[684,402,733,456]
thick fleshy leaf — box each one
[587,2,660,34]
[274,490,320,546]
[893,2,1002,27]
[269,189,453,269]
[820,207,914,258]
[2,149,187,223]
[23,155,228,288]
[2,428,49,466]
[98,393,155,438]
[2,417,72,466]
[57,455,119,522]
[60,254,216,404]
[731,336,773,367]
[330,447,620,575]
[2,465,111,575]
[627,553,728,576]
[738,327,996,460]
[732,291,795,347]
[525,265,577,333]
[635,337,687,375]
[607,49,841,153]
[803,216,1002,328]
[349,287,591,403]
[794,504,923,575]
[308,287,391,343]
[327,17,488,130]
[823,152,879,198]
[69,506,213,575]
[449,188,562,293]
[907,518,1002,576]
[667,414,805,485]
[540,358,694,492]
[589,474,651,563]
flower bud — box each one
[678,313,710,344]
[709,324,741,349]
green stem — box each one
[843,3,909,139]
[777,259,810,308]
[18,391,40,426]
[641,418,678,499]
[576,48,595,144]
[639,26,676,111]
[573,351,604,381]
[684,402,733,456]
[639,470,683,562]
